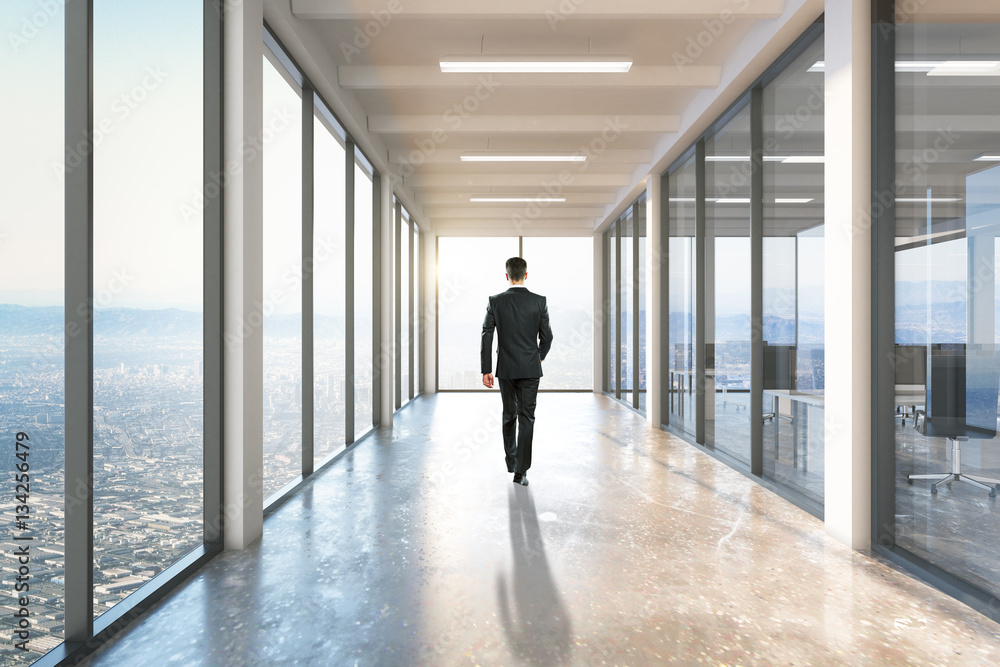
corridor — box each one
[84,394,1000,666]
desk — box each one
[763,390,825,472]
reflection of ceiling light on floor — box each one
[895,197,962,203]
[973,154,1000,162]
[441,56,632,73]
[810,60,1000,76]
[469,197,566,203]
[460,154,587,162]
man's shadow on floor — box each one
[496,485,573,666]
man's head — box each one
[505,257,528,285]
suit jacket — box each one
[481,287,553,379]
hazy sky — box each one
[1,0,204,310]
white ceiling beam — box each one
[339,67,721,89]
[293,0,785,19]
[389,148,651,164]
[370,115,678,134]
[425,206,607,219]
[404,173,632,188]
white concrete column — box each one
[593,233,604,394]
[646,175,662,425]
[380,177,395,426]
[824,0,872,549]
[223,0,265,549]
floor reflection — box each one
[496,485,573,666]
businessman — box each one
[481,257,553,487]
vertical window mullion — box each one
[302,85,315,476]
[695,139,707,445]
[615,223,622,400]
[395,201,402,410]
[633,203,641,410]
[372,171,381,428]
[750,85,764,477]
[408,219,415,400]
[345,140,355,443]
[64,0,94,641]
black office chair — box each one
[761,342,794,422]
[909,350,1000,498]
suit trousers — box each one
[498,377,539,475]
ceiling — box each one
[291,0,787,234]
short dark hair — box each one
[505,257,527,281]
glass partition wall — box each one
[874,8,1000,621]
[604,195,647,411]
[667,157,698,436]
[761,37,826,505]
[662,25,825,515]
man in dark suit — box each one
[481,257,553,487]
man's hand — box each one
[483,373,494,389]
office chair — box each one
[908,350,1000,498]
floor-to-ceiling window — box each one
[353,156,375,439]
[399,206,411,407]
[1,2,66,663]
[667,156,698,436]
[437,237,520,389]
[521,237,595,390]
[3,2,221,662]
[761,38,825,505]
[637,203,647,412]
[262,48,303,499]
[313,103,347,466]
[705,106,753,464]
[414,225,422,395]
[886,18,1000,608]
[92,0,206,616]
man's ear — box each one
[505,273,509,281]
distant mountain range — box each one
[0,304,345,339]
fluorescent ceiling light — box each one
[709,155,825,163]
[774,198,815,204]
[670,197,696,202]
[773,155,825,164]
[973,154,1000,162]
[469,196,567,203]
[810,60,1000,76]
[441,55,632,73]
[461,154,587,162]
[895,197,962,203]
[927,61,1000,76]
[712,198,751,204]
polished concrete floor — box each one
[82,393,1000,666]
